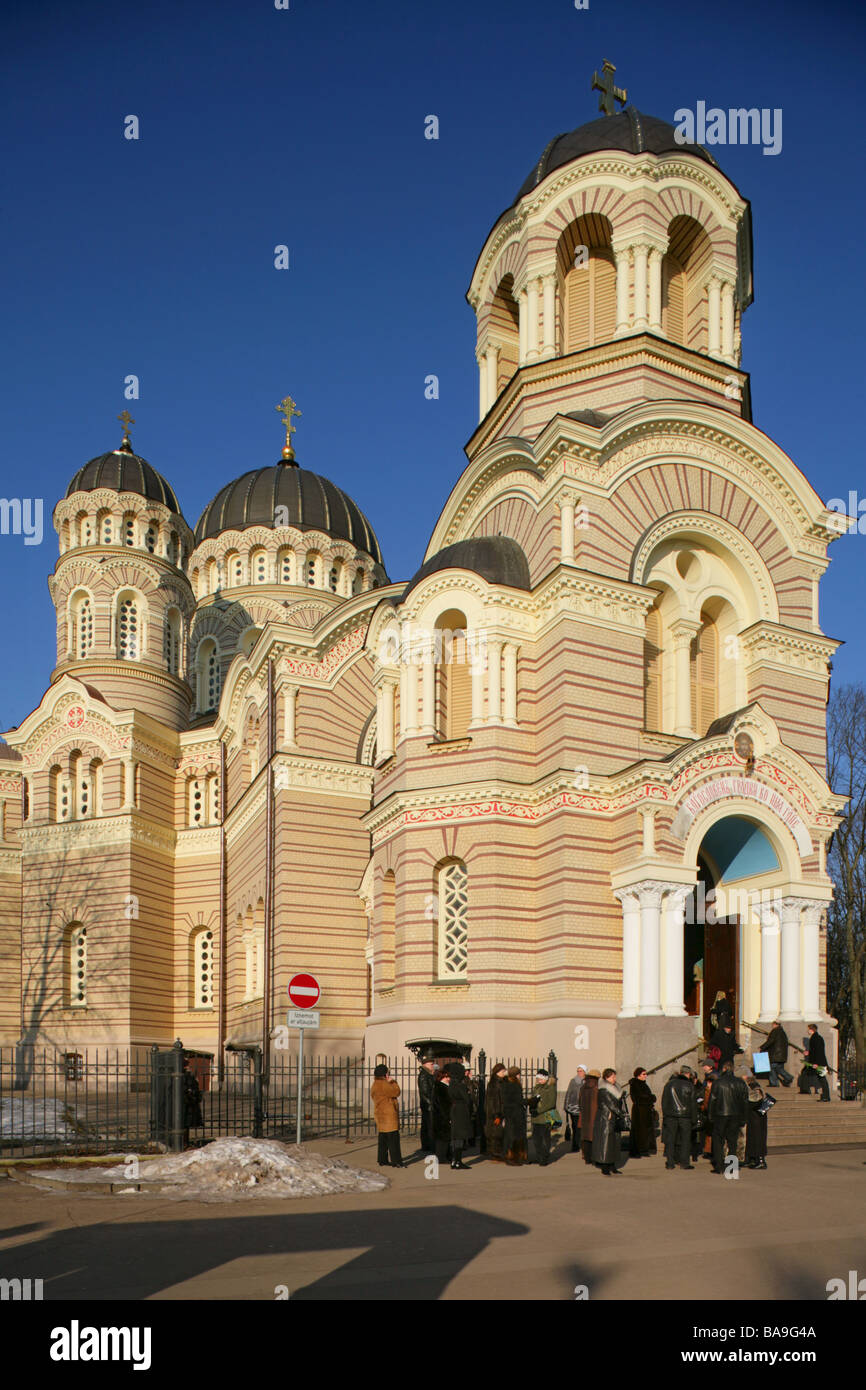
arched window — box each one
[206,557,218,594]
[661,253,685,344]
[644,601,663,731]
[196,638,220,712]
[144,522,158,554]
[352,568,365,595]
[85,759,102,818]
[225,551,242,587]
[164,608,181,674]
[328,562,341,594]
[116,593,140,659]
[166,531,179,564]
[68,924,87,1007]
[435,610,472,741]
[76,512,92,547]
[98,512,113,545]
[251,549,267,584]
[489,274,520,390]
[663,216,713,351]
[306,552,320,587]
[188,778,205,826]
[207,774,220,824]
[61,520,70,552]
[123,514,136,547]
[278,549,294,584]
[436,860,468,980]
[691,608,719,736]
[49,764,63,823]
[71,593,94,658]
[192,927,215,1008]
[557,216,616,353]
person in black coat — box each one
[485,1063,508,1162]
[806,1025,831,1102]
[444,1063,472,1169]
[417,1056,437,1153]
[711,991,733,1032]
[764,1021,794,1088]
[707,1062,749,1172]
[661,1067,698,1170]
[628,1067,657,1157]
[182,1060,203,1147]
[432,1075,452,1163]
[592,1069,626,1175]
[709,1024,743,1067]
[502,1067,527,1166]
[745,1082,769,1168]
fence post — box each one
[548,1049,558,1079]
[170,1038,185,1153]
[345,1057,351,1144]
[478,1048,487,1079]
[253,1046,264,1138]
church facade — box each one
[0,90,849,1076]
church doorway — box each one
[683,855,739,1042]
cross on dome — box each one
[591,60,627,116]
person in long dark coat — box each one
[712,991,733,1032]
[806,1025,831,1101]
[564,1067,585,1153]
[417,1056,437,1153]
[709,1024,742,1067]
[502,1066,527,1166]
[182,1060,203,1148]
[592,1069,626,1175]
[628,1067,657,1157]
[485,1063,508,1162]
[445,1063,472,1169]
[744,1082,769,1168]
[432,1074,452,1163]
[578,1071,600,1165]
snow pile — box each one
[39,1137,389,1200]
[0,1097,79,1142]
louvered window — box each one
[564,252,616,352]
[691,615,718,735]
[662,255,685,344]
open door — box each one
[703,915,739,1042]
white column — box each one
[486,343,499,406]
[478,352,487,419]
[779,897,803,1021]
[757,905,781,1022]
[707,276,721,357]
[379,681,395,760]
[518,289,528,364]
[122,757,136,810]
[638,881,664,1016]
[283,686,298,747]
[404,659,419,735]
[421,658,435,736]
[542,275,556,355]
[671,619,700,737]
[526,278,539,360]
[616,889,640,1018]
[648,248,662,331]
[614,245,630,334]
[662,886,691,1017]
[487,640,502,724]
[470,663,484,728]
[721,281,735,360]
[633,244,649,329]
[503,643,518,726]
[560,498,575,564]
[801,901,824,1021]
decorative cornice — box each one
[739,621,839,676]
[176,826,221,858]
[0,847,21,873]
[21,814,176,856]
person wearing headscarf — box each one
[628,1066,657,1157]
[564,1066,586,1153]
[578,1071,600,1165]
[444,1062,472,1169]
[592,1068,627,1175]
[485,1063,508,1163]
[502,1066,527,1166]
[371,1064,406,1167]
[745,1081,769,1169]
[528,1068,558,1166]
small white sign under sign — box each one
[288,1009,320,1029]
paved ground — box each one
[1,1136,865,1301]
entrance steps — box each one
[762,1081,866,1152]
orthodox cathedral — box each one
[0,69,849,1076]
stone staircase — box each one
[763,1080,866,1152]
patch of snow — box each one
[0,1097,79,1141]
[36,1137,389,1200]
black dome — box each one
[403,536,531,599]
[513,109,719,206]
[194,462,383,565]
[66,446,180,513]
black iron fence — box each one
[0,1044,558,1159]
[838,1061,866,1100]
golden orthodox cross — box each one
[117,410,135,445]
[592,60,627,117]
[276,396,302,460]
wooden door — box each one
[703,915,739,1041]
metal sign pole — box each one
[296,1025,304,1146]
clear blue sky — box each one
[2,0,864,728]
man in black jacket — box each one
[707,1062,749,1172]
[661,1066,698,1170]
[709,1024,743,1067]
[764,1020,793,1088]
[417,1056,437,1153]
[806,1025,831,1102]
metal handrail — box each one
[742,1019,837,1075]
[644,1039,708,1079]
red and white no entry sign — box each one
[287,973,320,1008]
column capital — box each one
[669,617,702,648]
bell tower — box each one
[467,63,754,450]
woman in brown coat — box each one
[371,1064,406,1167]
[578,1071,600,1165]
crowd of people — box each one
[369,1016,834,1174]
